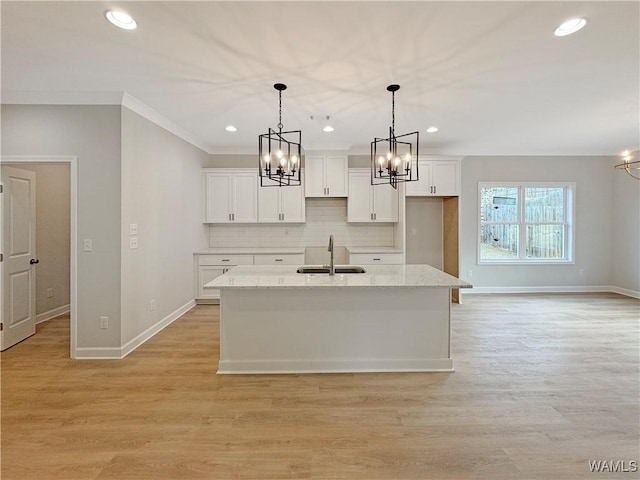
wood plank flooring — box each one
[2,293,638,479]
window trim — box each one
[477,182,576,265]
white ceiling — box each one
[2,1,639,155]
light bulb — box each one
[404,153,411,163]
[291,155,298,164]
[105,10,137,30]
[378,156,385,166]
[276,149,283,159]
[280,157,286,167]
[263,154,270,164]
[394,157,401,167]
[386,152,392,161]
[554,18,587,37]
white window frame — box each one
[478,182,575,265]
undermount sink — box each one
[296,265,366,274]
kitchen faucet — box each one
[327,234,335,276]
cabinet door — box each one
[232,173,258,222]
[304,156,325,197]
[372,183,399,222]
[431,162,460,196]
[198,266,225,299]
[257,185,280,223]
[325,155,348,196]
[205,173,232,223]
[405,160,432,196]
[280,182,306,222]
[347,172,373,222]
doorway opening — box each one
[1,156,78,357]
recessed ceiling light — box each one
[225,125,238,132]
[554,18,586,37]
[323,125,334,133]
[105,10,137,30]
[426,126,439,133]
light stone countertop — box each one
[206,264,472,289]
[194,247,305,255]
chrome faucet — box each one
[327,234,335,276]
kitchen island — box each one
[206,264,471,374]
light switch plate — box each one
[129,237,138,249]
[83,239,93,252]
[129,223,138,235]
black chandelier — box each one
[258,83,302,187]
[371,84,419,189]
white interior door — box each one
[1,166,37,350]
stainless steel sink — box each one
[296,265,366,274]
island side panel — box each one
[218,287,453,374]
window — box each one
[478,183,575,264]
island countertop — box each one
[205,264,472,289]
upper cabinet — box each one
[405,157,461,197]
[347,170,399,223]
[258,173,306,223]
[203,169,258,223]
[305,152,348,197]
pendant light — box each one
[258,83,302,187]
[371,84,419,189]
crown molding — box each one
[2,90,214,154]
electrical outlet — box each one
[579,269,584,276]
[467,270,473,278]
[412,228,417,236]
[129,237,138,249]
[83,239,93,252]
[100,316,109,329]
[46,287,53,298]
[150,299,156,311]
[129,223,138,235]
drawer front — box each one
[198,254,254,266]
[253,253,305,265]
[349,253,404,265]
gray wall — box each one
[459,156,615,289]
[4,163,70,317]
[1,105,122,348]
[406,197,443,268]
[611,150,640,293]
[120,107,209,345]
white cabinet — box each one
[348,253,404,265]
[195,254,253,302]
[258,175,305,223]
[405,158,461,197]
[305,153,348,197]
[347,170,398,223]
[203,169,258,223]
[253,253,305,265]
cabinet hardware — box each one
[30,258,40,265]
[221,259,230,262]
[434,186,436,194]
[373,258,381,261]
[275,259,283,262]
[327,188,330,195]
[374,213,377,220]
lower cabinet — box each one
[348,253,404,265]
[195,252,304,302]
[253,254,305,265]
[195,254,253,302]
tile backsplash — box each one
[209,198,394,248]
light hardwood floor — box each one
[2,293,638,480]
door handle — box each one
[30,258,40,265]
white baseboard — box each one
[217,358,454,374]
[36,304,70,324]
[120,300,196,358]
[460,285,639,299]
[74,300,196,360]
[610,286,640,299]
[74,347,123,359]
